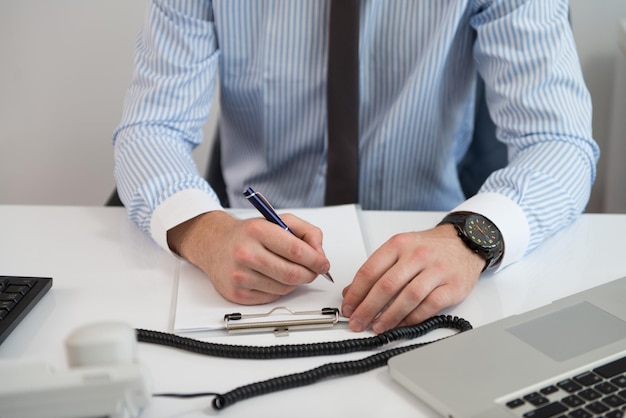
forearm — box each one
[469,0,599,260]
[112,0,221,240]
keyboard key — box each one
[595,381,619,394]
[604,411,624,418]
[578,388,602,401]
[5,285,30,296]
[506,398,525,409]
[0,300,16,311]
[0,293,22,303]
[612,375,626,388]
[603,394,626,408]
[522,401,567,418]
[568,409,592,418]
[562,395,585,408]
[558,379,583,393]
[541,385,559,395]
[594,356,626,379]
[7,278,36,287]
[585,400,609,414]
[524,392,550,406]
[574,371,602,386]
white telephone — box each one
[0,322,151,418]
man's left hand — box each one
[341,224,485,334]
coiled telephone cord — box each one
[136,314,472,410]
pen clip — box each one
[251,191,278,214]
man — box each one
[113,0,599,334]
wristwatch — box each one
[438,212,504,271]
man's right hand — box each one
[167,211,331,305]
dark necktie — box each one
[324,0,360,205]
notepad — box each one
[172,204,368,333]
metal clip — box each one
[224,306,339,336]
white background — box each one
[0,0,624,212]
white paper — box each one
[173,204,368,332]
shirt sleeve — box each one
[464,0,599,263]
[112,0,221,246]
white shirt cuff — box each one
[150,189,223,253]
[450,192,530,271]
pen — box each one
[243,187,334,283]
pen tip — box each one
[324,273,335,283]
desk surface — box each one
[1,205,625,417]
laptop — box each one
[388,276,626,418]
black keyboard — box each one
[505,355,626,418]
[0,276,52,345]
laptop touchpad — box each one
[507,302,626,362]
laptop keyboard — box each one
[0,276,52,345]
[504,355,626,418]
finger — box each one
[234,240,320,288]
[345,259,420,332]
[341,240,399,318]
[213,266,299,305]
[230,280,298,305]
[390,275,478,331]
[394,285,463,329]
[342,284,351,297]
[280,213,325,252]
[252,221,330,284]
[370,270,444,333]
[223,288,282,306]
[220,286,283,306]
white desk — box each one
[1,205,625,417]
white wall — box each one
[0,0,214,206]
[0,0,624,212]
[570,0,626,213]
[605,20,626,212]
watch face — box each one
[464,214,501,249]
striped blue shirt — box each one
[113,0,599,269]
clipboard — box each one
[172,205,368,334]
[224,306,340,336]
